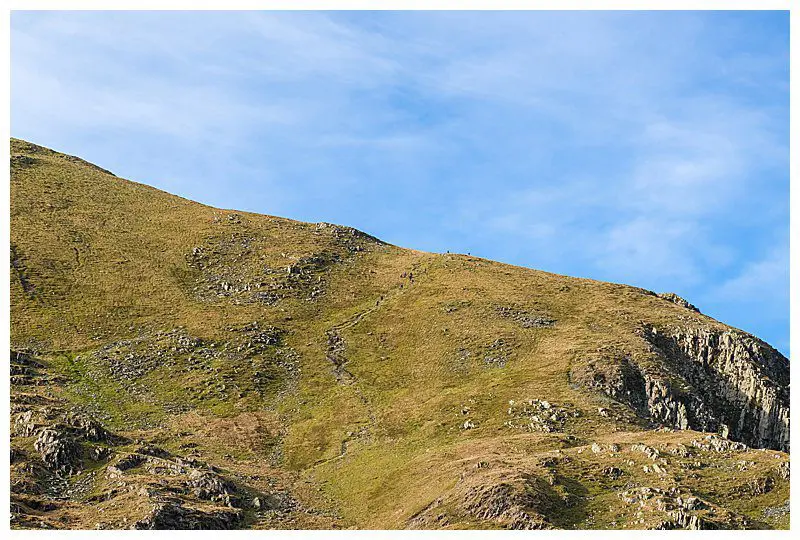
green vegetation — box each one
[10,138,789,530]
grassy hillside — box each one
[9,138,789,529]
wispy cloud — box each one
[702,246,790,353]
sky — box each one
[10,10,790,354]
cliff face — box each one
[644,326,789,451]
[572,325,789,452]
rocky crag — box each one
[571,324,789,452]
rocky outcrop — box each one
[644,326,788,451]
[325,330,355,384]
[690,434,747,453]
[619,486,752,530]
[408,466,578,530]
[133,500,242,530]
[10,347,322,530]
[572,325,789,451]
[457,477,552,529]
[409,475,552,530]
[187,470,236,503]
[64,412,111,442]
[33,427,82,474]
[11,350,121,477]
[10,348,44,385]
[656,293,700,313]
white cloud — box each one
[706,247,789,305]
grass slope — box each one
[9,138,789,529]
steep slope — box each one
[9,138,790,530]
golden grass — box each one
[10,138,788,529]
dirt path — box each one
[318,258,432,463]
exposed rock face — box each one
[33,427,82,474]
[187,470,236,503]
[409,468,575,530]
[656,293,700,313]
[644,326,789,451]
[133,500,242,530]
[572,325,789,451]
[64,412,111,442]
[325,330,355,384]
[620,486,751,530]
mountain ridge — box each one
[6,139,727,309]
[9,138,790,530]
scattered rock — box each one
[631,443,661,461]
[496,306,556,328]
[505,399,577,433]
[762,500,790,520]
[691,435,747,453]
[656,293,700,313]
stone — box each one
[573,325,789,452]
[133,501,242,530]
[187,470,235,501]
[776,462,789,480]
[656,293,700,313]
[34,427,82,474]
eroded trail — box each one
[318,258,432,461]
[324,257,431,381]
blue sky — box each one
[11,10,789,354]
